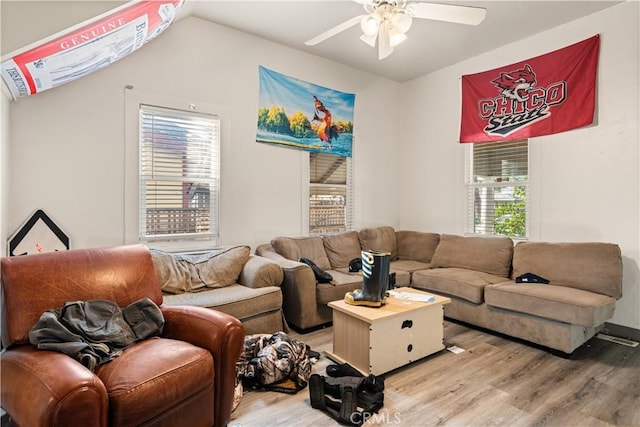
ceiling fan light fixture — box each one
[391,12,412,34]
[361,14,380,36]
[360,32,377,47]
[389,30,407,47]
[306,1,488,61]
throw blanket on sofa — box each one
[237,332,312,394]
[29,298,164,371]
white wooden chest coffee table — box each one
[326,287,451,375]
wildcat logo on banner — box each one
[459,35,599,143]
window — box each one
[465,139,528,238]
[139,105,220,244]
[309,152,353,235]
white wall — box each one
[4,3,639,331]
[1,88,9,257]
[399,1,640,330]
[7,16,403,251]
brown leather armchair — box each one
[1,244,244,427]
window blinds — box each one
[139,105,220,242]
[309,152,353,234]
[465,140,528,237]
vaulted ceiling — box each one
[1,1,624,82]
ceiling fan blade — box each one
[407,2,487,25]
[378,21,393,60]
[305,15,365,46]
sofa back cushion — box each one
[396,231,440,263]
[151,246,251,294]
[358,226,398,260]
[323,231,362,269]
[512,241,622,299]
[430,234,514,277]
[271,236,332,271]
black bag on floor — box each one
[309,373,384,426]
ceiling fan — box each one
[305,0,487,60]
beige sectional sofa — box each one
[151,246,286,335]
[257,227,623,354]
[256,227,440,331]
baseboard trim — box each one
[602,322,640,342]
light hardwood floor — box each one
[230,320,640,427]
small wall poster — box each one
[8,210,69,256]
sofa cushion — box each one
[359,226,398,260]
[485,283,617,327]
[396,231,440,263]
[151,246,251,294]
[162,284,282,323]
[96,337,213,426]
[512,242,623,299]
[334,267,411,287]
[323,231,362,269]
[271,236,332,271]
[316,271,363,305]
[390,259,431,274]
[430,234,513,278]
[389,269,411,287]
[412,267,509,304]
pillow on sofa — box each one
[323,231,362,269]
[271,236,332,271]
[396,231,440,263]
[430,234,513,277]
[151,246,251,294]
[358,226,397,260]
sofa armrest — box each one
[238,254,284,289]
[255,245,317,291]
[256,243,320,329]
[1,346,108,426]
[160,305,244,427]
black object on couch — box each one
[300,257,333,283]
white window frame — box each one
[465,139,529,239]
[138,104,220,244]
[124,89,227,252]
[305,151,354,235]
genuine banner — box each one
[459,35,599,143]
[1,0,184,99]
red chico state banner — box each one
[459,35,600,143]
[1,0,184,99]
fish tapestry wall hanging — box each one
[459,34,599,143]
[257,66,355,157]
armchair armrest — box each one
[238,254,284,289]
[160,305,244,427]
[1,346,108,426]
